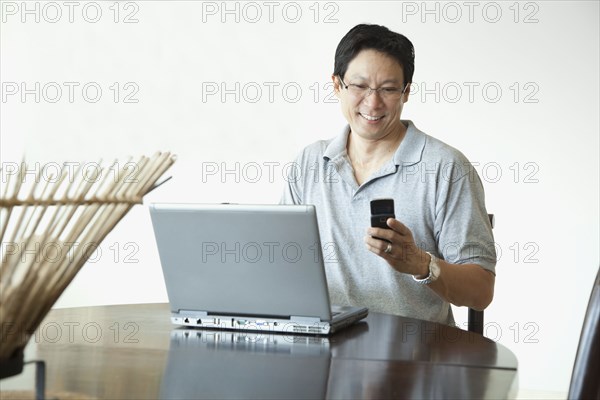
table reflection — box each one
[160,329,331,400]
[333,312,501,366]
[327,316,507,399]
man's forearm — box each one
[426,260,495,311]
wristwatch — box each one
[413,252,440,285]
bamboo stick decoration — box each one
[0,152,176,360]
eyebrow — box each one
[349,75,402,85]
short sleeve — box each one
[434,160,497,274]
[279,153,304,205]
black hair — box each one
[333,24,415,86]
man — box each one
[281,24,495,325]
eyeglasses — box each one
[338,76,408,100]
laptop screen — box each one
[150,204,333,321]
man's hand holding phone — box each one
[367,198,429,277]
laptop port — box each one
[196,319,202,325]
[184,318,189,323]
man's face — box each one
[333,49,410,142]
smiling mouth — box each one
[359,113,384,121]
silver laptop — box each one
[149,203,368,335]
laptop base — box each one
[171,305,368,336]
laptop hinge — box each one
[290,316,322,324]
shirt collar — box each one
[323,120,426,167]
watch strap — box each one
[413,251,438,285]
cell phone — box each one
[370,198,395,229]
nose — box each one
[362,88,385,108]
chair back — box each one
[568,267,600,400]
[466,214,494,334]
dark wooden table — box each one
[2,303,518,399]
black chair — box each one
[468,308,484,335]
[466,213,495,335]
[568,267,600,400]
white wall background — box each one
[1,1,598,397]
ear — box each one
[401,82,411,103]
[332,75,342,97]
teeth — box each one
[361,113,383,121]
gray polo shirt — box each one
[280,120,496,325]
